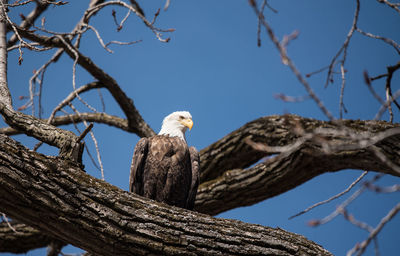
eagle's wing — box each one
[186,146,200,210]
[129,137,149,195]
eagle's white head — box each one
[158,111,193,141]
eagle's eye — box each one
[179,115,184,119]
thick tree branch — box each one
[0,102,83,160]
[199,115,400,183]
[0,220,55,254]
[0,134,331,256]
[196,115,400,215]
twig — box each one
[385,82,393,123]
[363,70,385,105]
[49,82,104,124]
[5,0,34,7]
[57,35,98,113]
[118,9,131,30]
[374,89,400,121]
[289,171,368,219]
[1,212,21,234]
[104,39,142,48]
[274,93,310,103]
[84,24,113,53]
[256,0,267,47]
[280,30,299,65]
[86,1,174,43]
[325,0,360,87]
[339,208,381,255]
[339,63,347,119]
[77,123,94,142]
[163,0,170,11]
[357,27,400,55]
[347,202,400,256]
[376,0,400,15]
[305,65,329,78]
[339,207,374,233]
[308,174,384,227]
[60,109,101,172]
[370,145,400,175]
[364,182,400,193]
[249,0,335,120]
[69,103,105,180]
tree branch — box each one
[13,24,155,138]
[0,134,331,256]
[196,115,400,215]
[0,102,83,161]
[6,1,50,48]
[0,112,129,135]
[0,0,12,109]
[0,220,56,254]
[199,115,400,183]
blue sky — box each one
[3,0,400,255]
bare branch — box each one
[363,70,385,105]
[347,202,400,256]
[48,81,105,123]
[339,63,347,119]
[357,27,400,55]
[325,0,360,87]
[68,103,105,180]
[77,122,94,143]
[7,1,49,47]
[289,171,369,219]
[375,88,400,120]
[0,112,129,135]
[249,2,335,120]
[376,0,400,15]
[85,1,174,43]
[1,212,20,234]
[0,0,12,108]
[307,174,384,227]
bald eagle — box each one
[129,111,200,210]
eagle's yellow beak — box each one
[180,119,193,130]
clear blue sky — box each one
[3,0,400,255]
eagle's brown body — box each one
[129,135,199,210]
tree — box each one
[1,0,399,255]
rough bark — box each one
[0,112,129,136]
[0,102,84,161]
[0,221,56,254]
[0,0,11,109]
[1,115,400,253]
[0,134,331,256]
[199,115,400,183]
[196,115,400,214]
